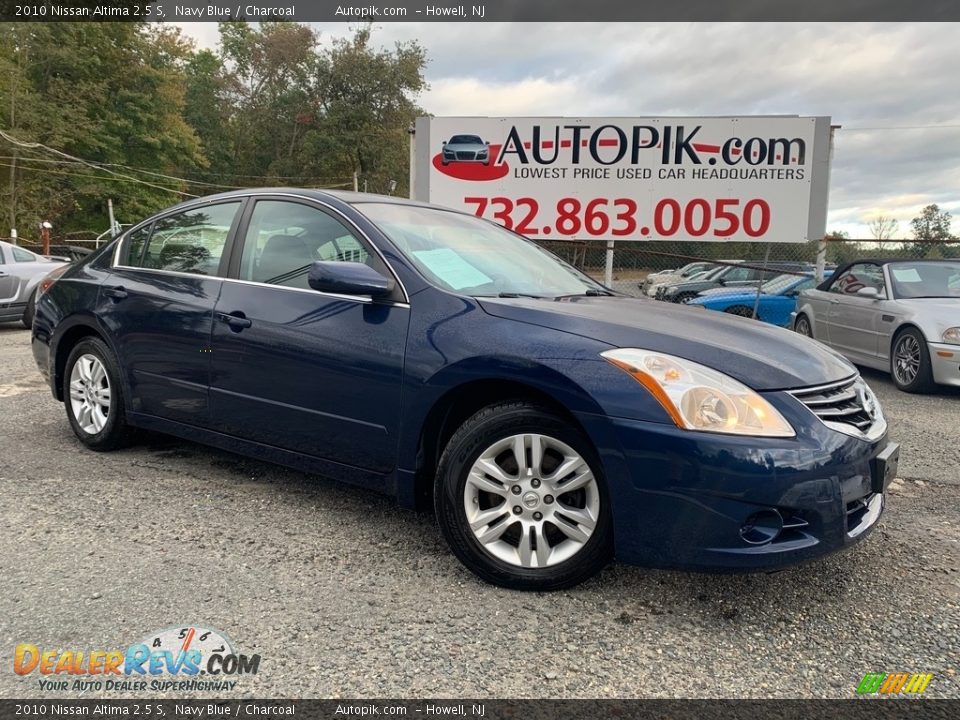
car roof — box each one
[131,188,446,226]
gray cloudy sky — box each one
[178,22,960,238]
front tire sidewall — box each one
[795,314,812,337]
[64,337,129,450]
[435,403,613,590]
[891,329,935,393]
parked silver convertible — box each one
[793,259,960,392]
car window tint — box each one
[12,246,36,262]
[239,201,374,289]
[123,224,152,266]
[141,203,239,275]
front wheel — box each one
[891,328,935,393]
[434,401,613,590]
[675,292,697,304]
[64,337,133,450]
[794,313,813,338]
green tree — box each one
[0,23,204,237]
[910,204,955,258]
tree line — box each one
[0,21,427,241]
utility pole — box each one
[108,198,117,236]
[353,170,359,192]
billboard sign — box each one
[412,116,832,242]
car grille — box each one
[455,151,476,160]
[788,376,882,438]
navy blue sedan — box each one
[31,190,898,589]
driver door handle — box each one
[103,286,128,300]
[217,311,252,331]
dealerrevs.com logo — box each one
[14,625,260,692]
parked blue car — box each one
[31,190,898,589]
[689,272,833,326]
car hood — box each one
[478,295,855,391]
[896,298,960,314]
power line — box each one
[0,129,198,197]
[0,152,356,187]
[0,161,355,191]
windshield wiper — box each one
[495,292,549,299]
[553,288,615,299]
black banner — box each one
[1,699,959,720]
[0,0,959,22]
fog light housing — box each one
[740,510,783,545]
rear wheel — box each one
[434,401,613,590]
[794,314,813,338]
[64,337,133,450]
[891,328,935,393]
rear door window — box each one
[136,203,241,276]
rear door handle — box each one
[217,311,252,331]
[103,286,128,300]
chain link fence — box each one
[532,237,960,326]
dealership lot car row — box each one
[26,189,908,590]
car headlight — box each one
[943,327,960,345]
[601,349,795,437]
[665,286,678,294]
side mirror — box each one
[485,140,490,145]
[308,261,395,300]
[856,286,881,299]
[441,139,448,144]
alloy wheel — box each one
[796,316,812,337]
[893,335,921,385]
[69,353,112,435]
[463,433,600,569]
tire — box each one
[675,292,697,304]
[725,305,755,318]
[63,336,133,451]
[21,289,37,329]
[434,401,613,590]
[794,313,813,338]
[890,328,935,393]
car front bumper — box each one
[575,394,893,571]
[928,341,960,387]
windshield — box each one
[888,261,960,299]
[360,203,607,298]
[449,135,483,144]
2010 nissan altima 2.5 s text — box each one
[31,190,899,590]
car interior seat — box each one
[256,234,315,285]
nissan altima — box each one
[32,190,898,589]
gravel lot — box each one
[1,324,958,699]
